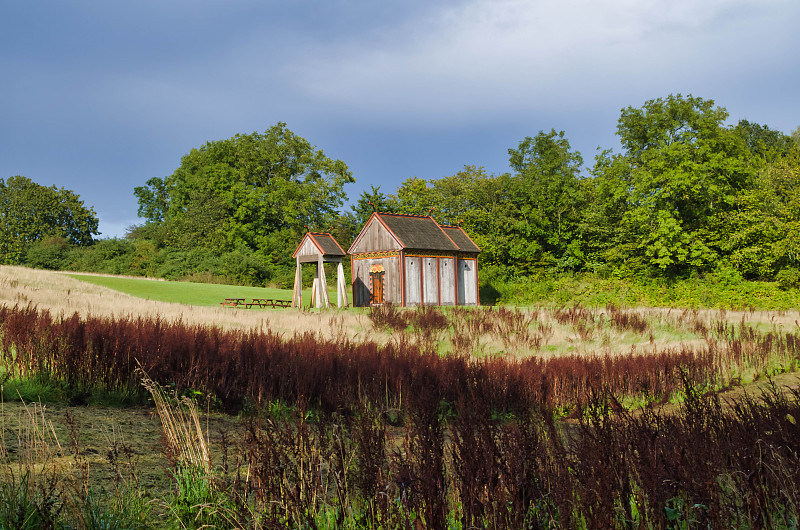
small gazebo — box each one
[291,232,349,309]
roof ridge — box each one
[376,211,433,219]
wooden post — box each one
[336,261,349,308]
[311,277,318,308]
[337,268,342,308]
[317,254,330,308]
[292,257,302,308]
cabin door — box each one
[370,271,385,304]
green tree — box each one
[719,154,800,278]
[391,177,435,216]
[733,120,798,162]
[0,176,99,265]
[133,123,354,266]
[597,94,757,276]
[134,176,170,222]
[351,185,393,227]
[390,166,499,225]
[506,130,587,271]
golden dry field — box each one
[3,264,800,360]
[0,265,376,342]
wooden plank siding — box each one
[404,253,462,307]
[349,217,402,254]
[385,256,402,303]
[351,258,369,307]
[423,257,439,306]
[351,255,401,306]
[439,257,456,305]
[294,237,321,262]
[404,256,422,306]
[348,212,480,307]
[457,258,478,306]
[352,252,478,307]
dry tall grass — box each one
[0,397,64,481]
[0,266,375,342]
[3,265,800,360]
[139,370,210,473]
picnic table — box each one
[221,298,246,308]
[221,298,292,309]
[247,298,292,309]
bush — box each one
[776,267,800,290]
[65,238,138,275]
[24,237,70,270]
[153,247,276,286]
[712,264,743,286]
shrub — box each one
[776,267,800,290]
[23,237,70,270]
[713,264,743,286]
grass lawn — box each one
[65,274,342,308]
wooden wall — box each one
[405,254,464,307]
[457,258,478,306]
[352,255,401,306]
[349,219,401,254]
[422,257,438,305]
[439,257,455,305]
[350,235,479,307]
[404,256,421,306]
[294,237,320,262]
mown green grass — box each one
[65,274,340,308]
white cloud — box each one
[291,0,799,125]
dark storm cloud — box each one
[1,0,798,237]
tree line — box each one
[4,95,800,289]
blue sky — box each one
[2,0,799,238]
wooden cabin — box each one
[348,212,480,307]
[291,232,349,308]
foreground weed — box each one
[139,370,210,473]
[0,396,68,528]
[81,487,154,530]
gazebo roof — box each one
[292,232,346,259]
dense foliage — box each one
[9,96,800,292]
[0,175,99,265]
[380,95,800,283]
[129,122,354,284]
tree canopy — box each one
[134,123,354,265]
[0,175,98,265]
[588,95,761,274]
[383,95,799,281]
[37,98,799,288]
